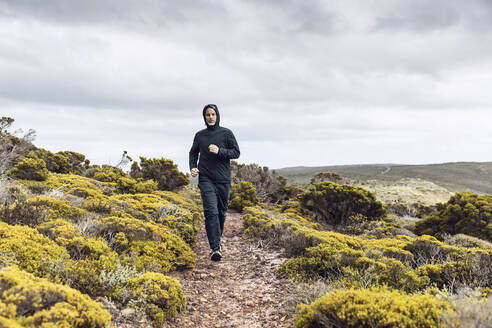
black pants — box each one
[198,178,231,251]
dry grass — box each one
[441,288,492,328]
[281,280,334,316]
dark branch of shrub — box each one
[0,200,47,227]
[231,161,300,204]
[0,117,36,176]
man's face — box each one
[205,108,217,126]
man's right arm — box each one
[189,134,199,171]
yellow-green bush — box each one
[107,192,200,244]
[0,222,69,281]
[154,190,194,208]
[128,272,185,323]
[0,317,21,328]
[243,206,360,256]
[0,266,111,327]
[8,156,49,181]
[417,253,492,291]
[246,206,492,291]
[44,173,114,199]
[295,287,451,328]
[110,193,169,220]
[27,196,86,221]
[38,219,114,260]
[156,211,201,245]
[36,219,80,241]
[229,181,259,212]
[36,219,121,296]
[130,156,189,191]
[34,174,115,214]
[277,243,416,290]
[92,166,127,183]
[96,216,195,271]
[114,176,158,194]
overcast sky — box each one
[1,0,491,172]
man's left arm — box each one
[217,130,240,160]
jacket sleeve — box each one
[189,134,199,170]
[218,130,240,160]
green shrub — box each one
[27,195,86,221]
[57,151,89,174]
[229,181,259,212]
[130,156,189,191]
[0,222,69,280]
[243,206,359,256]
[153,189,203,216]
[37,219,121,296]
[96,216,195,271]
[32,148,71,174]
[297,181,386,226]
[0,317,22,328]
[310,171,342,184]
[156,210,201,245]
[44,173,113,200]
[8,156,49,181]
[110,193,169,220]
[128,272,185,323]
[92,165,127,183]
[0,200,47,227]
[295,287,451,328]
[415,192,492,242]
[0,266,111,327]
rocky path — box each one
[164,211,295,328]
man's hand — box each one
[191,168,199,177]
[208,144,219,154]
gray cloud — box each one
[372,0,492,33]
[0,0,226,29]
[1,1,491,170]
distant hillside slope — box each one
[276,162,492,194]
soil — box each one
[108,211,295,328]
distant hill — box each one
[275,162,492,194]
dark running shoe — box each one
[210,249,222,261]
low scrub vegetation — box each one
[231,161,300,204]
[229,181,259,212]
[0,117,198,325]
[415,191,492,242]
[296,181,386,226]
[243,204,492,327]
[295,287,451,328]
[0,266,111,327]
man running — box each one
[189,104,240,261]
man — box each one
[189,104,240,261]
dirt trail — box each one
[164,211,295,328]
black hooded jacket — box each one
[189,104,240,183]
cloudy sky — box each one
[1,0,491,172]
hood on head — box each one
[203,104,220,129]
